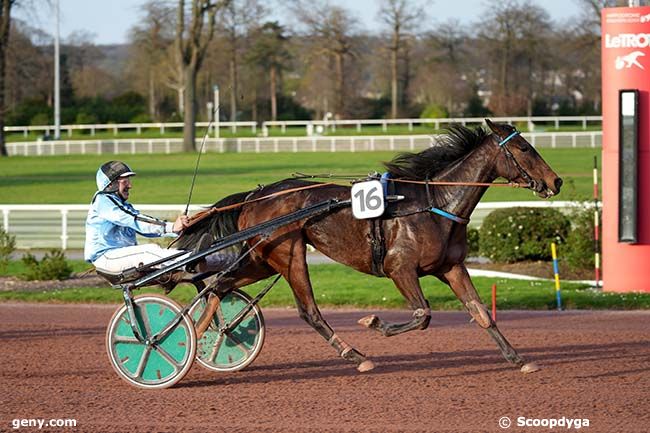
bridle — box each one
[407,130,538,226]
[494,128,537,191]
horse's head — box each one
[485,119,562,198]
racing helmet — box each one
[95,161,136,192]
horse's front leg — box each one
[358,268,431,336]
[441,264,540,373]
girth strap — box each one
[369,218,386,277]
[429,207,470,225]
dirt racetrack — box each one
[0,303,648,433]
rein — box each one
[387,178,527,188]
[183,131,535,230]
[185,182,339,228]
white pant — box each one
[93,244,190,274]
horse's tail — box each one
[174,189,252,254]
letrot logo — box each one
[605,33,650,48]
[605,33,648,70]
[615,51,646,70]
[641,13,650,23]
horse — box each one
[175,119,563,373]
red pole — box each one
[491,283,497,322]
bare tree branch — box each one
[175,0,229,152]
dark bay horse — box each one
[176,119,563,373]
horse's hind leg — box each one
[192,260,277,338]
[441,264,540,374]
[358,269,431,337]
[266,238,374,372]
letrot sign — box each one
[601,6,650,292]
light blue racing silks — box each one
[84,192,175,262]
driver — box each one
[84,160,215,274]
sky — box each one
[16,0,585,45]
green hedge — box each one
[479,207,570,262]
[564,205,600,269]
[467,227,480,256]
[20,250,72,281]
[0,228,16,272]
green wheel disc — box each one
[190,289,265,372]
[106,294,196,389]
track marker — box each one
[551,242,563,311]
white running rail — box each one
[1,201,596,250]
[6,131,602,156]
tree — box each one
[0,0,17,157]
[245,21,290,121]
[64,31,114,99]
[565,0,609,112]
[175,0,229,152]
[575,0,624,30]
[516,5,553,116]
[291,0,358,118]
[5,21,52,115]
[411,20,471,116]
[478,0,553,115]
[129,1,175,121]
[378,0,424,118]
[218,0,266,123]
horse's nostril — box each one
[555,178,563,191]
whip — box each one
[184,97,224,215]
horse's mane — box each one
[174,189,252,253]
[383,124,489,180]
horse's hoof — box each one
[358,315,378,329]
[357,360,375,372]
[521,362,541,374]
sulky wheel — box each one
[189,289,265,372]
[106,294,197,389]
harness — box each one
[179,128,535,275]
[428,207,470,224]
[369,217,386,277]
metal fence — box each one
[4,121,257,137]
[0,205,207,251]
[6,131,602,156]
[4,116,601,138]
[262,115,603,135]
[1,201,593,250]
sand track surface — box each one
[1,303,648,432]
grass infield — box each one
[1,262,649,309]
[1,147,617,308]
[0,148,599,204]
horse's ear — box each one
[484,118,497,133]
